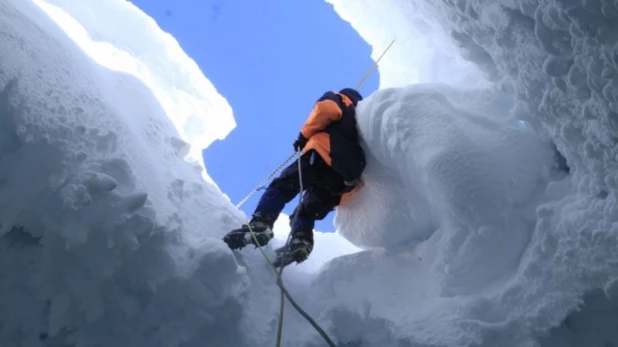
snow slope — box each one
[0,1,261,346]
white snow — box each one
[304,84,564,346]
[319,0,618,346]
[325,0,490,89]
[0,1,256,346]
[36,0,235,167]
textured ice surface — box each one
[316,84,563,346]
[0,1,255,346]
[37,0,235,161]
[325,0,618,345]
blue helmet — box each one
[339,88,363,106]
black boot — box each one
[273,228,314,268]
[223,214,274,250]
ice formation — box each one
[0,1,252,346]
[37,0,235,163]
[326,0,490,89]
[306,83,563,346]
[325,0,618,345]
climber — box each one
[223,88,366,268]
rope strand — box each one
[246,151,336,347]
[235,152,297,209]
[354,39,396,90]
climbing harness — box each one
[238,39,396,347]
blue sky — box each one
[130,0,378,232]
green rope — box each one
[245,151,336,347]
[236,152,297,209]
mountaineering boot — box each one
[223,217,274,250]
[273,234,313,269]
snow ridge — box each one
[37,0,235,162]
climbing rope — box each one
[246,150,337,347]
[236,152,298,209]
[239,39,396,347]
[355,39,396,90]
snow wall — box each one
[0,1,258,346]
[327,0,618,346]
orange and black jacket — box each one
[297,90,366,185]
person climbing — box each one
[223,88,366,268]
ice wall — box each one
[0,1,259,346]
[325,0,618,345]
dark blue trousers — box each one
[252,150,346,240]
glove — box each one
[293,133,308,152]
[342,178,360,193]
[273,237,313,269]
